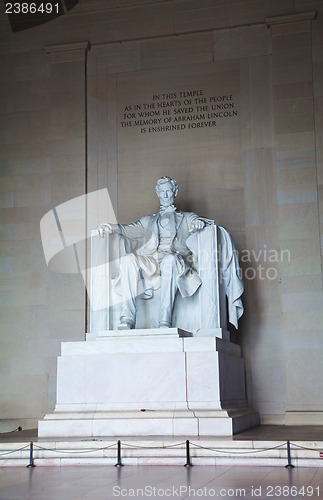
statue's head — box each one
[155,176,178,207]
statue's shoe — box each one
[117,318,134,330]
[159,321,171,328]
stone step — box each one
[38,408,260,438]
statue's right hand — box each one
[92,223,119,238]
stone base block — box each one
[285,411,323,425]
[38,329,259,438]
[38,408,259,438]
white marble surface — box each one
[198,417,233,436]
[186,351,221,405]
[62,337,185,355]
[57,352,187,406]
[86,327,227,341]
[39,408,259,438]
[95,327,186,338]
[65,329,233,356]
[39,330,259,437]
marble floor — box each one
[0,464,322,499]
[0,426,322,499]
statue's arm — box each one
[91,223,121,238]
[92,218,145,239]
[187,212,214,233]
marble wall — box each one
[0,0,322,430]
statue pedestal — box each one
[38,329,259,437]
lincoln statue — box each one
[94,176,215,329]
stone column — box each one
[44,41,90,340]
[266,12,323,425]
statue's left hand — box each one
[191,219,205,232]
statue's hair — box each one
[155,176,178,197]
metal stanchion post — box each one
[184,440,193,467]
[114,440,124,467]
[26,442,36,468]
[285,441,295,469]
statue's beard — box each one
[159,204,176,214]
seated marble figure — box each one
[93,176,244,331]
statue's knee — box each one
[122,253,138,269]
[123,253,136,262]
[160,254,177,271]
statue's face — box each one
[157,181,175,207]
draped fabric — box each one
[218,226,244,328]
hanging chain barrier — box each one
[33,442,117,454]
[0,444,30,457]
[0,439,320,468]
[189,441,286,454]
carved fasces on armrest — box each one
[90,231,126,278]
[90,224,156,312]
[186,225,244,329]
[91,224,154,267]
[186,224,217,270]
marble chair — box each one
[89,224,243,335]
